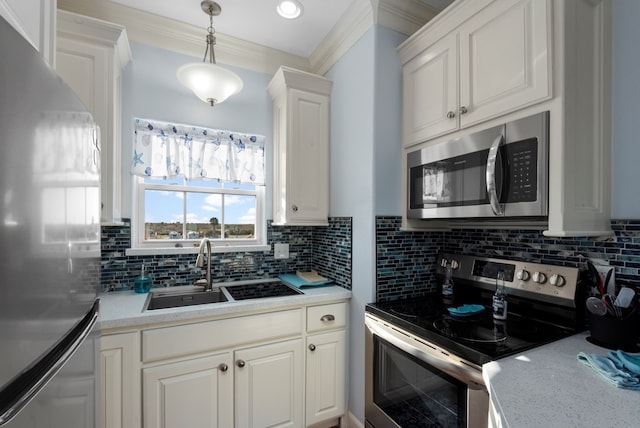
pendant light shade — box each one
[177,0,243,107]
[177,62,243,106]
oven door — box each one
[365,314,488,428]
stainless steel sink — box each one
[143,279,304,311]
[145,287,229,310]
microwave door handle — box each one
[486,132,505,216]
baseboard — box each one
[341,411,365,428]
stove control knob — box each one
[516,269,530,281]
[550,274,566,287]
[451,259,459,270]
[532,272,547,284]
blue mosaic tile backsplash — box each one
[101,218,352,292]
[376,217,640,302]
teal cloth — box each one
[577,350,640,390]
[278,274,333,288]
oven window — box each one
[373,337,467,428]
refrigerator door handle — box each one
[0,300,99,426]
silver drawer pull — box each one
[320,314,335,322]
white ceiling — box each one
[109,0,453,58]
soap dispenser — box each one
[134,263,152,293]
[492,270,508,320]
[442,261,454,304]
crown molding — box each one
[57,0,439,77]
[310,0,374,75]
[57,0,310,75]
[376,0,439,35]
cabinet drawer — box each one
[307,302,347,333]
[142,309,303,363]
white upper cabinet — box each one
[268,66,333,226]
[401,0,551,147]
[56,10,132,224]
[400,0,612,237]
[0,0,56,64]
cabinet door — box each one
[458,0,550,127]
[235,339,303,428]
[101,332,140,428]
[285,89,329,225]
[403,33,458,146]
[143,353,232,428]
[305,330,346,426]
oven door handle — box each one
[366,317,485,389]
[486,130,505,216]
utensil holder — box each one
[587,312,640,351]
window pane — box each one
[144,189,184,240]
[186,192,222,239]
[225,194,256,239]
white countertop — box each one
[483,333,640,427]
[98,283,351,330]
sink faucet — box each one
[196,238,213,291]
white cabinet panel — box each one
[459,0,550,127]
[305,330,346,426]
[101,332,140,428]
[234,339,303,428]
[142,354,232,428]
[403,33,458,144]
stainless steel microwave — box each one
[407,111,549,220]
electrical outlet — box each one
[274,243,290,260]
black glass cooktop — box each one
[225,281,302,301]
[366,293,579,366]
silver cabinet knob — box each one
[291,204,298,212]
[517,269,530,281]
[550,274,566,287]
[308,344,316,351]
[218,363,228,372]
[446,111,456,119]
[459,106,468,114]
[320,314,335,322]
[236,360,246,368]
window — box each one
[129,118,267,253]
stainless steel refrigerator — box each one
[0,15,101,428]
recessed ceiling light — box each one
[277,0,303,19]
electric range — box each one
[365,253,586,428]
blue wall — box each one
[612,0,640,219]
[325,23,408,424]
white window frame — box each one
[127,176,268,256]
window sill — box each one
[125,244,271,257]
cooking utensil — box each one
[586,261,604,295]
[603,294,622,318]
[615,287,636,309]
[604,268,615,296]
[586,296,608,316]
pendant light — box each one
[177,0,243,107]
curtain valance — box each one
[130,118,265,185]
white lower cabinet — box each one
[101,300,348,428]
[235,339,304,427]
[305,330,346,426]
[143,353,233,428]
[100,332,140,428]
